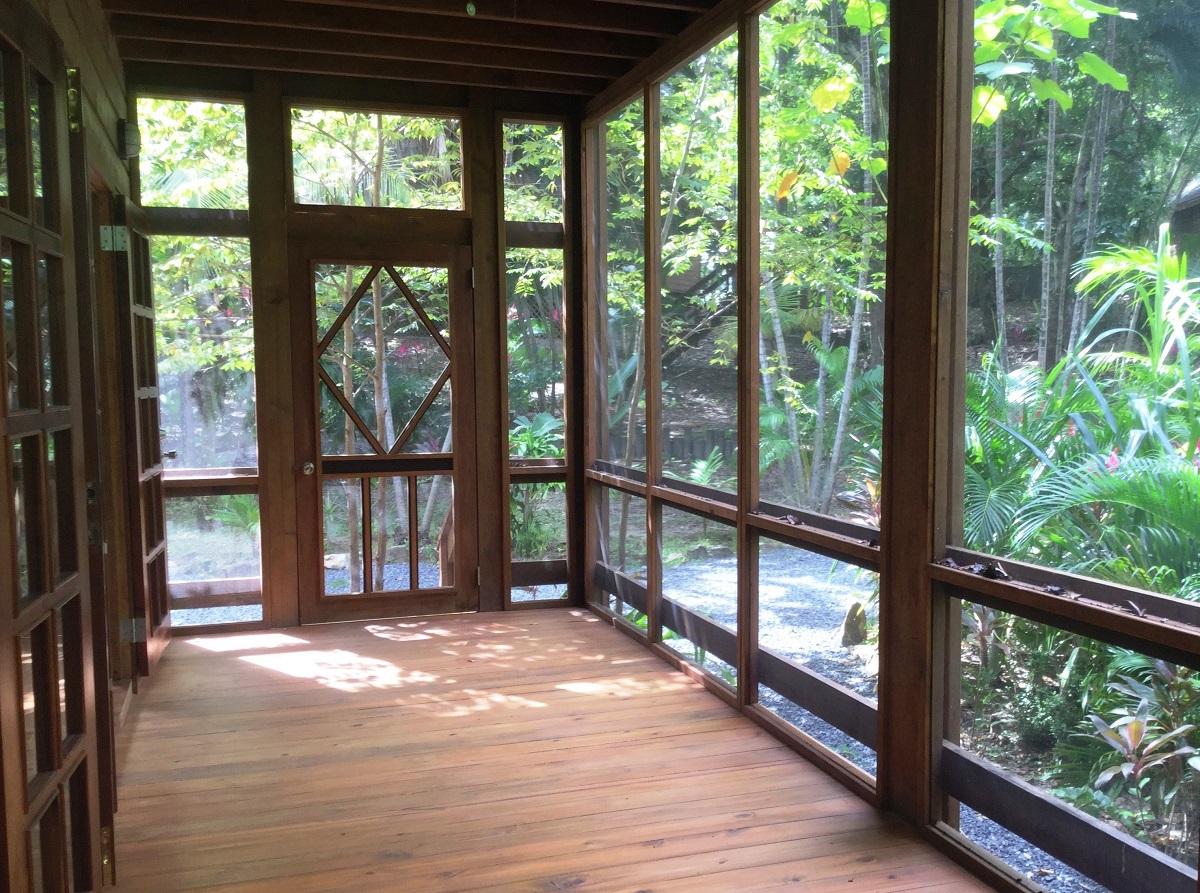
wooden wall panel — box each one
[31,0,130,193]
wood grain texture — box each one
[110,610,992,893]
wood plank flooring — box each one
[110,608,993,892]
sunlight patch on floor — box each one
[187,633,309,653]
[239,649,437,692]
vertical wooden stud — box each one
[736,12,761,709]
[563,113,586,607]
[466,88,504,612]
[643,84,663,645]
[246,72,299,628]
[877,0,953,823]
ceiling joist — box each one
[102,0,723,99]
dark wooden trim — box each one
[941,743,1196,893]
[320,456,454,476]
[937,572,1200,671]
[751,513,881,572]
[510,560,569,587]
[289,208,472,245]
[758,647,877,749]
[944,545,1200,632]
[163,475,259,497]
[167,579,263,610]
[504,221,564,249]
[138,207,250,238]
[650,482,738,523]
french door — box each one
[0,5,103,889]
[293,240,479,623]
[112,198,169,674]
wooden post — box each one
[246,72,299,628]
[466,88,505,612]
[644,84,663,645]
[736,11,761,709]
[563,112,586,607]
[876,0,958,823]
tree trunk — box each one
[993,120,1009,375]
[809,287,833,503]
[1068,18,1116,355]
[1038,52,1058,372]
[818,33,874,514]
[762,276,805,504]
[1052,105,1094,364]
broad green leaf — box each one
[811,75,855,113]
[865,156,887,176]
[974,42,1005,66]
[976,60,1034,80]
[1030,76,1074,110]
[844,0,886,32]
[972,85,1008,127]
[1077,51,1129,90]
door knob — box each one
[301,462,315,475]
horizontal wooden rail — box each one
[169,578,263,609]
[321,455,453,476]
[758,648,877,749]
[511,559,568,587]
[941,742,1197,893]
[593,561,878,750]
[504,220,564,249]
[139,206,251,237]
[751,512,880,571]
[164,472,258,497]
[944,545,1200,631]
[935,568,1200,670]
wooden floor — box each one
[111,608,993,892]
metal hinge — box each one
[120,618,146,644]
[470,267,476,289]
[67,69,82,134]
[101,826,115,886]
[100,226,129,252]
[476,567,482,586]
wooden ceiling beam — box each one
[591,0,714,10]
[282,0,692,37]
[108,16,633,80]
[117,38,610,94]
[101,0,659,59]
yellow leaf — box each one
[776,170,799,201]
[827,151,851,177]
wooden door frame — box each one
[111,198,170,674]
[291,237,480,624]
[68,99,124,883]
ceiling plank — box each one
[117,38,610,94]
[108,16,633,80]
[591,0,714,10]
[102,0,660,59]
[279,0,691,37]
